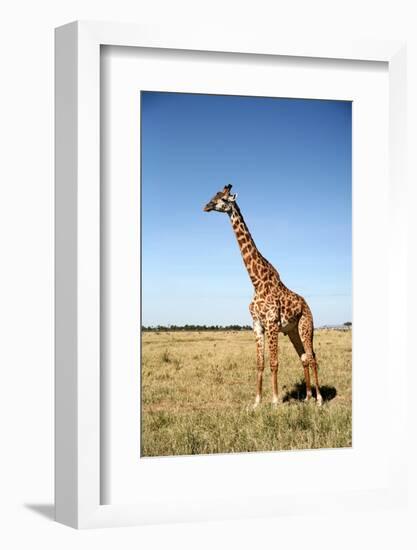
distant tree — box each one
[344,322,352,327]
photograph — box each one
[1,1,409,542]
[141,91,352,457]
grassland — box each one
[141,329,351,457]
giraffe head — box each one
[204,184,238,213]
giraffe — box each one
[204,184,323,408]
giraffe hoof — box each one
[304,394,312,403]
[316,396,323,406]
[252,401,260,410]
[271,399,279,408]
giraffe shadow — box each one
[282,382,337,403]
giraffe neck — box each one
[228,203,278,291]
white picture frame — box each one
[55,21,407,529]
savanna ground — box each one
[141,329,352,457]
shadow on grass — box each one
[282,381,337,403]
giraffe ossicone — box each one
[204,184,323,407]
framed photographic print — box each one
[55,21,407,528]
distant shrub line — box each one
[142,324,253,332]
[142,323,352,332]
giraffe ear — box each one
[229,193,237,202]
[223,184,232,194]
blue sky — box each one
[141,92,351,327]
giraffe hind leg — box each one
[288,328,312,401]
[297,313,323,405]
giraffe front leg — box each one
[253,319,265,409]
[267,323,279,406]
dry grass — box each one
[141,329,352,457]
